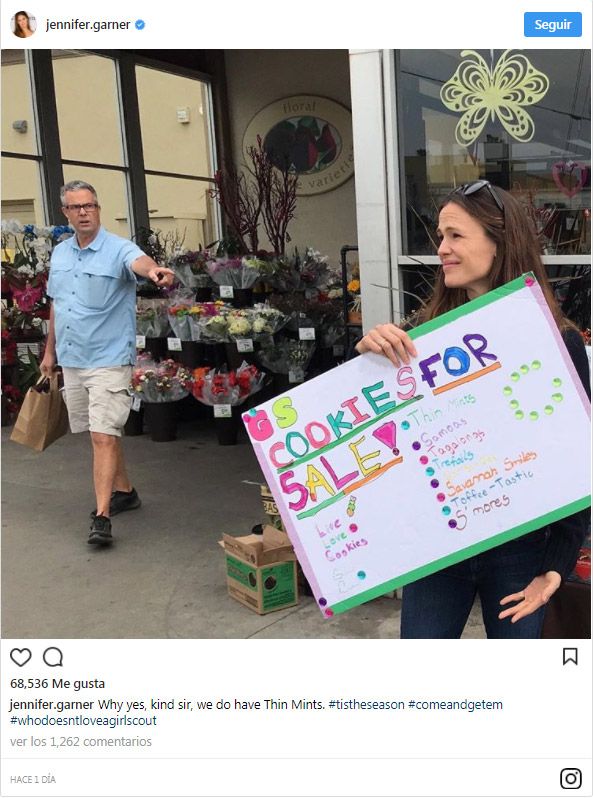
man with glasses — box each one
[40,180,174,547]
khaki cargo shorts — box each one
[61,366,132,436]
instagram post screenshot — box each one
[0,2,591,796]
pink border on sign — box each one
[527,280,591,418]
[252,440,323,599]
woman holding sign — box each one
[356,180,590,639]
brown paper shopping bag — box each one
[10,374,69,452]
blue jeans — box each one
[400,531,549,639]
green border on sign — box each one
[330,495,591,614]
[407,273,532,340]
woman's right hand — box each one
[355,323,417,367]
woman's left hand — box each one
[498,571,562,623]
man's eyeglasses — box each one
[452,180,504,214]
[63,203,99,213]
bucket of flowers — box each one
[191,362,265,445]
[206,254,262,307]
[257,337,315,393]
[131,357,192,442]
[170,248,215,301]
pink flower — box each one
[12,284,44,312]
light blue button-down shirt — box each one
[47,227,144,368]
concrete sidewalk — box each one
[1,418,486,639]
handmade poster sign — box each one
[244,275,591,617]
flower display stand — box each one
[230,288,253,309]
[214,406,242,446]
[195,286,213,302]
[180,340,203,370]
[144,337,168,361]
[144,401,178,442]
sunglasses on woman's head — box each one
[452,180,504,214]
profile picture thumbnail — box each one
[12,10,36,37]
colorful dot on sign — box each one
[412,441,421,450]
[529,411,539,420]
[357,571,366,580]
[325,609,334,618]
[419,455,429,465]
[503,386,512,396]
[510,372,520,382]
[553,377,562,387]
[442,506,452,516]
[509,400,519,410]
[430,479,439,488]
[520,364,529,374]
[437,493,446,502]
[544,405,554,415]
[248,408,257,416]
[552,393,563,403]
[349,524,358,533]
[525,276,535,286]
[515,410,524,420]
[318,597,327,606]
[425,467,435,476]
[448,519,458,528]
[401,421,410,430]
[532,360,541,370]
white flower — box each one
[252,318,267,334]
[17,265,35,277]
[1,219,22,235]
[32,238,51,259]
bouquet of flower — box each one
[188,301,231,342]
[131,358,191,403]
[191,362,265,406]
[249,303,289,340]
[170,249,214,289]
[206,255,261,289]
[258,338,315,376]
[227,309,253,341]
[136,301,170,338]
[166,290,197,340]
[264,248,339,297]
[2,221,71,335]
[1,220,72,293]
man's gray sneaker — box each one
[91,488,141,520]
[88,515,113,546]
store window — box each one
[1,51,45,225]
[136,65,218,249]
[1,50,38,157]
[398,49,591,257]
[53,51,125,167]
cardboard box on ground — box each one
[260,483,314,597]
[220,525,298,615]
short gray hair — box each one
[60,180,99,206]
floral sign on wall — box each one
[242,95,354,196]
[440,50,550,146]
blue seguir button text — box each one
[524,12,582,37]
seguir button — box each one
[524,12,582,37]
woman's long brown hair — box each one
[417,186,574,331]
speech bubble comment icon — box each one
[42,646,63,667]
[10,648,32,667]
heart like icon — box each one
[10,647,32,667]
[552,161,588,199]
